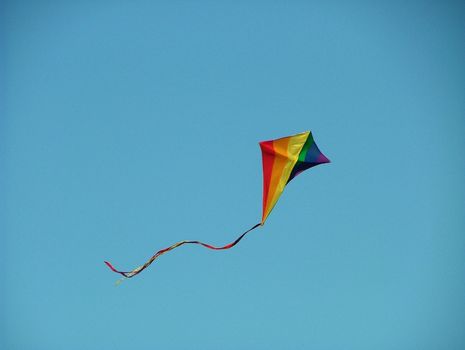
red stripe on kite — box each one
[259,141,275,222]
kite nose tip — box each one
[319,153,331,164]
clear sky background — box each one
[2,1,465,349]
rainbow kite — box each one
[105,131,330,278]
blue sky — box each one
[2,1,465,349]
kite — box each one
[105,131,330,279]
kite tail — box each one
[104,223,262,279]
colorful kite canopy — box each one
[105,131,330,279]
[260,131,330,224]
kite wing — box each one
[260,131,330,224]
[105,131,330,279]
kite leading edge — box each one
[105,131,330,279]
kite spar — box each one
[105,131,330,279]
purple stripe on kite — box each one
[317,153,330,163]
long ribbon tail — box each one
[104,223,262,279]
